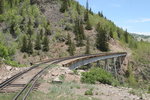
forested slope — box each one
[0,0,150,88]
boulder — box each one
[5,65,12,71]
[51,72,59,76]
[52,77,62,84]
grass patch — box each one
[84,89,93,95]
[73,70,78,75]
[0,93,16,100]
[4,60,26,67]
[59,74,65,81]
[27,82,99,100]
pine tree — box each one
[96,27,109,52]
[35,34,41,50]
[89,8,93,15]
[98,11,104,17]
[74,18,85,46]
[10,23,16,37]
[40,28,44,40]
[124,30,129,43]
[96,22,101,32]
[84,10,89,22]
[27,38,33,54]
[60,0,68,13]
[0,0,4,14]
[66,33,71,45]
[85,19,92,30]
[76,2,80,15]
[68,0,71,7]
[98,11,101,16]
[109,29,114,39]
[28,18,34,36]
[30,0,35,5]
[117,29,121,38]
[85,37,90,54]
[43,35,49,52]
[21,35,27,53]
[84,0,89,22]
[28,26,34,36]
[9,0,14,8]
[45,22,51,35]
[68,39,76,56]
[79,23,85,40]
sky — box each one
[76,0,150,35]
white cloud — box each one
[128,18,150,23]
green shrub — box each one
[65,23,73,31]
[79,65,90,70]
[4,60,25,67]
[81,68,118,85]
[73,70,78,75]
[148,86,150,93]
[127,66,137,87]
[0,43,9,58]
[84,89,93,95]
[129,90,136,95]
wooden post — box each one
[105,59,108,71]
[96,61,100,67]
[113,58,118,79]
[118,57,121,68]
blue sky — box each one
[76,0,150,35]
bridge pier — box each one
[113,58,118,79]
[96,61,100,67]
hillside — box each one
[132,33,150,42]
[0,0,134,65]
[0,0,150,99]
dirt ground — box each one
[37,66,150,100]
[0,64,28,83]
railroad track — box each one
[0,52,126,90]
[0,54,95,92]
[0,54,88,90]
[12,64,53,100]
[0,60,54,90]
[11,54,101,100]
[0,52,127,100]
[12,56,90,100]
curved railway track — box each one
[12,59,62,100]
[0,52,127,100]
[0,54,95,91]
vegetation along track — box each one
[0,52,127,99]
[0,52,126,90]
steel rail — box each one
[0,52,127,90]
[12,52,127,100]
[12,60,61,100]
[12,65,52,100]
[0,64,41,89]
